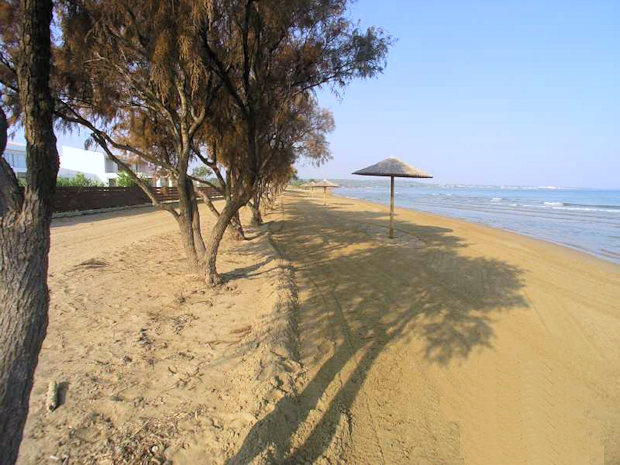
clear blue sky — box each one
[9,0,620,188]
[299,0,620,188]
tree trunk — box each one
[176,215,202,272]
[246,118,262,229]
[176,177,203,272]
[191,195,206,259]
[0,217,53,464]
[204,200,242,286]
[230,211,245,240]
[250,195,262,226]
[0,0,59,462]
[197,189,245,240]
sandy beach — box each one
[18,192,620,464]
[240,191,620,464]
[18,205,301,464]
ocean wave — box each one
[551,206,620,213]
[540,201,620,212]
[491,197,503,202]
[564,202,620,211]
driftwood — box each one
[46,380,58,412]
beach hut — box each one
[311,179,340,206]
[353,157,433,239]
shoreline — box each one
[332,190,620,268]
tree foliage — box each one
[1,0,391,284]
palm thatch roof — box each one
[312,179,340,188]
[353,157,433,179]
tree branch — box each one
[192,145,227,190]
[55,100,171,169]
[92,133,179,219]
[188,174,223,194]
[199,25,249,117]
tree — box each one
[0,0,60,462]
[249,95,335,226]
[3,0,238,274]
[189,165,246,240]
[1,0,390,286]
[196,0,390,284]
[51,0,219,272]
[191,166,212,181]
[251,95,334,224]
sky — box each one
[8,0,620,189]
[298,0,620,188]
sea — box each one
[331,180,620,264]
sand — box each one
[17,192,620,464]
[18,204,302,464]
[230,191,620,464]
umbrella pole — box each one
[389,175,394,239]
[323,187,327,206]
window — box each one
[6,151,27,169]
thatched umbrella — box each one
[300,181,315,197]
[311,179,340,206]
[353,157,432,238]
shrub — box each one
[115,170,153,187]
[56,173,103,187]
[116,170,137,187]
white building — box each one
[59,145,119,185]
[4,142,28,178]
[4,142,119,184]
[4,142,170,187]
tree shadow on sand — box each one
[226,193,528,464]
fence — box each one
[51,186,222,213]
